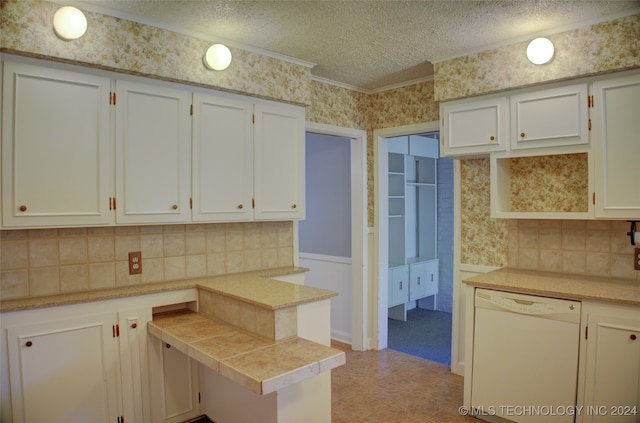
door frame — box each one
[299,121,368,351]
[372,121,443,351]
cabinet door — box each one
[7,313,119,423]
[440,96,507,157]
[115,80,191,224]
[254,102,305,219]
[580,304,640,423]
[510,83,589,150]
[409,261,428,301]
[119,307,153,423]
[148,337,201,423]
[424,259,439,297]
[1,61,112,227]
[388,265,409,307]
[591,72,640,219]
[192,93,253,221]
[409,260,438,301]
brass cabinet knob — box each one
[292,204,297,209]
[489,136,495,141]
[238,204,243,209]
[520,132,526,138]
[171,204,178,210]
[19,205,27,212]
[131,323,138,329]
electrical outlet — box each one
[129,251,142,275]
[635,248,640,271]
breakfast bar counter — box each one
[148,308,344,395]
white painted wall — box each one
[299,133,354,345]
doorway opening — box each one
[298,122,368,351]
[376,124,454,366]
[386,131,454,365]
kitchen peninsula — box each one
[1,267,345,423]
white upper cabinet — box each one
[254,102,305,220]
[1,61,113,228]
[115,80,192,224]
[192,92,253,222]
[591,71,640,219]
[440,95,508,157]
[1,56,307,227]
[510,83,589,150]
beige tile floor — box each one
[331,345,478,423]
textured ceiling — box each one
[68,0,640,91]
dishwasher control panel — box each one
[475,288,581,323]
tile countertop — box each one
[0,267,337,313]
[463,268,640,306]
[147,309,345,395]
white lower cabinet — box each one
[4,305,153,423]
[388,265,409,308]
[6,312,120,423]
[577,301,640,423]
[0,292,197,423]
[409,260,439,302]
[148,337,201,423]
[388,261,439,321]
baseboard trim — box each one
[331,339,352,352]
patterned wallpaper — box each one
[460,160,509,267]
[434,14,640,101]
[306,80,440,227]
[509,153,589,213]
[0,0,312,105]
[2,0,638,279]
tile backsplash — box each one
[0,221,294,300]
[508,219,640,281]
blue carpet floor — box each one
[388,308,452,365]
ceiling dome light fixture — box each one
[53,6,88,40]
[204,44,233,71]
[526,37,555,65]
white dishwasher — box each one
[471,288,582,423]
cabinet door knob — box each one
[489,136,495,141]
[25,341,33,347]
[171,204,178,210]
[631,334,637,341]
[131,323,138,329]
[238,204,243,209]
[520,132,526,138]
[165,343,171,349]
[417,276,421,285]
[292,204,297,209]
[19,205,27,212]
